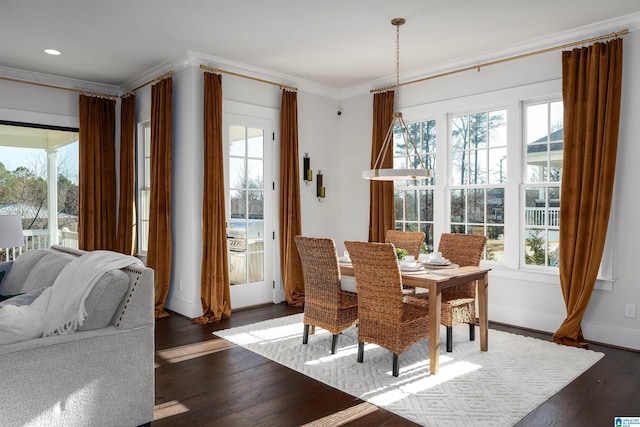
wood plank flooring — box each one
[153,303,640,427]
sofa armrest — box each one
[0,325,154,427]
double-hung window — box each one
[137,120,151,255]
[449,109,507,262]
[393,119,436,251]
[523,100,563,268]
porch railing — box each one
[0,228,79,262]
[525,207,560,227]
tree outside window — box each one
[393,119,436,252]
[450,109,507,262]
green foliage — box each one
[525,230,546,265]
[395,248,408,260]
[0,160,78,230]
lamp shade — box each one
[0,215,24,248]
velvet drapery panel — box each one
[116,94,137,255]
[279,89,305,306]
[368,91,396,242]
[147,77,174,318]
[78,95,117,251]
[553,39,623,347]
[193,72,232,324]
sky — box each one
[0,141,79,184]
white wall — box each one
[335,32,640,350]
[297,91,342,241]
[0,77,79,129]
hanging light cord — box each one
[378,18,426,172]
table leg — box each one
[428,283,441,375]
[477,273,488,351]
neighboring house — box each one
[0,203,78,231]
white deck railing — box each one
[525,207,560,227]
[1,229,78,262]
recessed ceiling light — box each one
[44,49,62,56]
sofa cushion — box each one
[0,250,49,295]
[21,250,77,294]
[78,269,129,331]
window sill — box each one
[484,263,613,291]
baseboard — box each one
[490,303,640,352]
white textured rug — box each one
[215,313,603,426]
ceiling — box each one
[1,1,640,92]
[0,124,78,150]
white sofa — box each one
[0,245,154,427]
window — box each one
[523,100,563,267]
[450,110,507,261]
[0,122,79,256]
[393,120,436,251]
[137,121,151,254]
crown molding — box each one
[188,50,341,99]
[337,11,640,100]
[0,65,121,96]
[120,51,193,93]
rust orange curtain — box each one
[147,77,174,318]
[553,39,623,347]
[368,91,396,242]
[193,72,232,324]
[116,94,136,255]
[78,95,117,251]
[279,89,305,306]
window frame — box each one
[521,98,563,271]
[447,107,508,263]
[135,117,151,256]
[392,119,437,252]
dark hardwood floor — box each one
[153,303,640,427]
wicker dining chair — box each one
[294,235,358,354]
[344,240,429,377]
[408,232,487,352]
[385,230,425,259]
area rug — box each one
[215,314,603,426]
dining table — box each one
[339,261,491,375]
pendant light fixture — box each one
[363,18,432,181]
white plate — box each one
[424,259,450,265]
[400,264,424,271]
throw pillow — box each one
[0,287,48,308]
[0,304,44,345]
[0,250,48,295]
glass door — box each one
[225,113,274,308]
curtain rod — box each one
[371,29,629,93]
[0,75,118,99]
[124,69,174,96]
[200,64,298,92]
[0,69,175,99]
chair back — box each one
[385,230,425,258]
[294,236,341,306]
[437,233,487,267]
[344,241,404,319]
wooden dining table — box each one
[339,263,491,375]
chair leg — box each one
[357,341,364,363]
[303,324,310,345]
[331,334,339,354]
[446,326,453,352]
[469,322,475,341]
[392,353,399,377]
